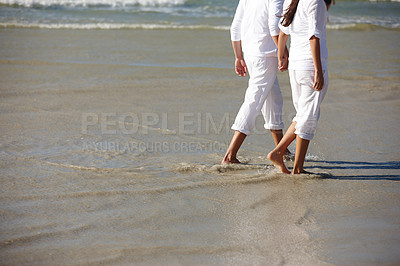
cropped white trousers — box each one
[231,55,284,136]
[289,68,329,140]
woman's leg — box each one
[291,69,329,173]
[292,136,310,174]
[267,122,297,173]
[293,69,329,141]
[221,130,246,164]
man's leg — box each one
[221,131,247,164]
[261,76,292,156]
[270,129,284,146]
[223,56,277,164]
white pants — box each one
[289,69,329,140]
[231,55,284,136]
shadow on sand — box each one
[306,160,400,181]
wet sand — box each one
[0,28,400,264]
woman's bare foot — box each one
[292,169,312,175]
[267,150,290,174]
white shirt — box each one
[279,0,328,70]
[230,0,284,57]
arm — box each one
[232,40,247,77]
[269,0,283,38]
[272,35,279,47]
[270,0,289,71]
[309,35,324,91]
[277,31,289,72]
[230,0,246,77]
[307,0,325,90]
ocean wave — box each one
[2,0,399,7]
[327,23,400,30]
[1,21,398,31]
[0,22,230,30]
[0,0,185,7]
[329,13,400,30]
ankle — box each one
[272,148,285,156]
[224,152,236,161]
[292,167,303,174]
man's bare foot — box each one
[283,149,294,161]
[221,157,241,165]
[267,150,290,174]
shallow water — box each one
[1,6,400,265]
[1,0,400,30]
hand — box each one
[278,47,289,72]
[235,58,247,77]
[313,69,324,91]
[278,57,288,72]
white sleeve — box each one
[307,0,326,40]
[268,0,283,37]
[230,0,245,41]
[278,0,290,35]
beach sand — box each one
[0,28,400,264]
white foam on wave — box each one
[175,162,272,174]
[2,21,396,31]
[0,0,185,7]
[0,22,230,30]
[329,14,400,30]
[327,23,357,30]
[327,22,400,30]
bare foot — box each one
[292,170,313,175]
[221,157,241,165]
[267,150,290,174]
[283,149,294,162]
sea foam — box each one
[0,22,230,30]
[0,0,185,7]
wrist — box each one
[315,66,323,73]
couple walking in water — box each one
[221,0,334,174]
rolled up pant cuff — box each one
[231,125,250,136]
